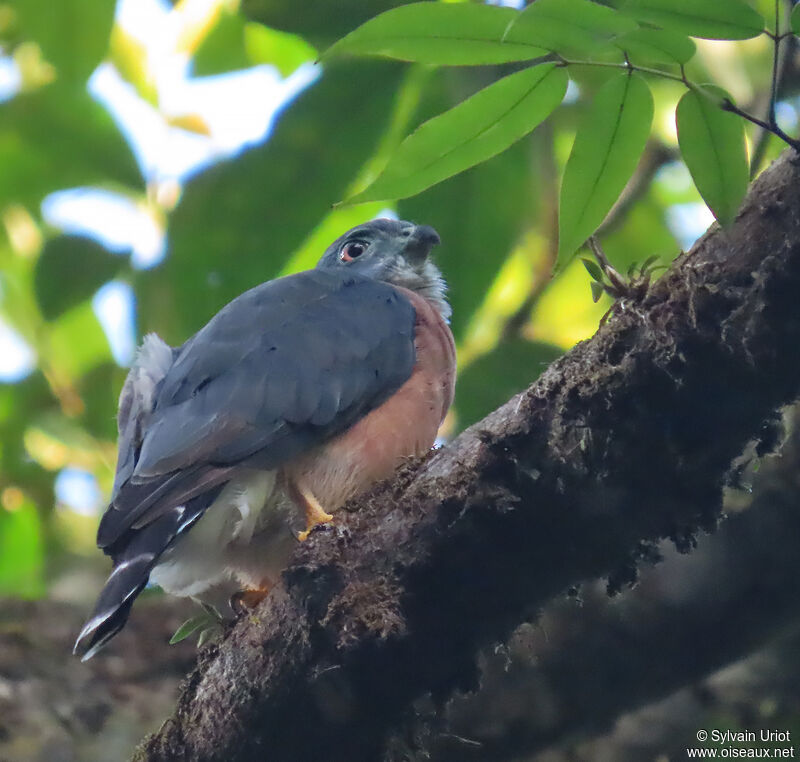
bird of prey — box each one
[74,219,455,660]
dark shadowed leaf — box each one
[139,62,403,342]
[621,0,764,40]
[324,3,545,65]
[613,27,696,64]
[675,86,749,226]
[558,72,653,266]
[346,64,567,204]
[192,8,252,75]
[399,141,537,341]
[792,2,800,36]
[0,85,142,210]
[455,338,563,429]
[505,0,637,56]
[397,72,540,341]
[35,236,124,320]
[11,0,116,84]
[582,257,604,282]
[242,0,412,45]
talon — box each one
[230,588,271,616]
[292,481,333,541]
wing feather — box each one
[98,269,415,549]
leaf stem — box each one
[559,52,800,152]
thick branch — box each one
[426,408,800,761]
[136,150,800,762]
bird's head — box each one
[316,218,450,320]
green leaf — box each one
[505,0,637,56]
[613,27,696,64]
[621,0,764,40]
[0,497,44,598]
[345,64,568,205]
[169,615,208,645]
[398,99,540,340]
[35,236,123,320]
[11,0,116,84]
[675,86,749,226]
[590,280,605,302]
[582,258,604,282]
[324,3,546,65]
[792,2,800,36]
[194,9,316,77]
[244,23,317,76]
[46,301,111,379]
[192,8,252,76]
[0,85,142,210]
[455,339,563,428]
[558,72,654,266]
[242,0,408,45]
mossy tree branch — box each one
[135,150,800,762]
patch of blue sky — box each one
[666,203,714,251]
[31,0,319,370]
[93,281,136,367]
[0,320,36,382]
[54,467,103,516]
[486,0,526,8]
[0,54,20,103]
[42,188,165,269]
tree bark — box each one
[134,150,800,762]
[426,407,800,761]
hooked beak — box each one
[403,224,440,264]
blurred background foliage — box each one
[0,0,793,615]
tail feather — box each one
[75,486,223,660]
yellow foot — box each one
[292,481,334,541]
[230,588,271,616]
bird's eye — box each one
[340,241,366,262]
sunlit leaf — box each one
[505,0,637,56]
[34,236,123,320]
[244,23,317,76]
[46,301,111,379]
[324,3,546,65]
[558,72,653,266]
[455,338,563,428]
[621,0,764,40]
[675,86,749,226]
[25,410,113,472]
[0,497,44,598]
[109,24,158,105]
[613,27,696,64]
[345,64,568,205]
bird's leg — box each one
[291,480,333,541]
[230,586,272,616]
